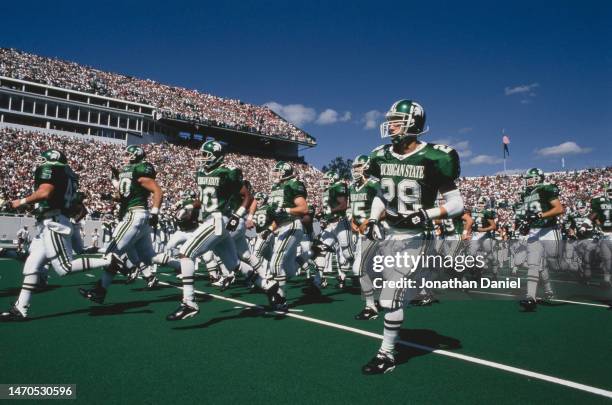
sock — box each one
[526,264,539,299]
[540,268,552,294]
[16,273,38,314]
[180,258,196,305]
[360,274,376,310]
[381,308,403,356]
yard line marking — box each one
[85,274,95,278]
[158,280,612,399]
[468,290,610,308]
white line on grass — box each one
[158,280,612,399]
[468,290,610,308]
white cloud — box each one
[458,127,473,134]
[265,102,351,127]
[316,109,351,125]
[431,138,473,158]
[362,110,383,130]
[315,109,339,125]
[535,141,592,156]
[264,101,316,126]
[466,154,504,165]
[504,83,539,96]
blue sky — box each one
[1,0,610,175]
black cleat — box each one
[144,275,159,289]
[0,305,28,322]
[265,282,281,307]
[125,267,140,284]
[336,276,346,289]
[79,282,107,304]
[519,297,537,311]
[212,273,235,291]
[411,294,434,307]
[166,302,199,321]
[362,351,396,375]
[272,297,288,313]
[354,307,379,320]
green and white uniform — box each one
[367,142,461,309]
[14,162,114,316]
[349,178,380,276]
[520,183,561,299]
[252,203,275,262]
[590,196,612,283]
[106,161,157,267]
[179,165,241,269]
[268,177,307,281]
[317,181,355,278]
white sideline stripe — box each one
[85,274,95,278]
[158,281,612,399]
[469,290,609,308]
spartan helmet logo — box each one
[48,150,61,161]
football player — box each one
[348,154,382,319]
[315,171,354,289]
[361,100,463,374]
[568,201,599,282]
[246,192,276,283]
[590,184,612,287]
[266,161,309,311]
[469,196,498,279]
[1,149,124,320]
[151,189,201,276]
[166,140,251,320]
[79,145,163,304]
[517,168,564,311]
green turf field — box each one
[1,258,611,404]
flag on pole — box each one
[502,134,510,158]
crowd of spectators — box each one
[0,48,315,145]
[0,128,324,219]
[1,127,610,227]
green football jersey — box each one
[253,204,275,233]
[33,163,79,218]
[322,182,349,221]
[441,216,464,236]
[520,183,560,228]
[472,209,496,236]
[590,196,612,232]
[348,179,380,226]
[269,178,307,224]
[117,161,156,217]
[367,142,460,230]
[196,165,243,220]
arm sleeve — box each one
[441,189,464,218]
[369,195,386,220]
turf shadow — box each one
[395,328,462,367]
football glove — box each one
[364,219,384,241]
[260,228,272,240]
[110,166,119,180]
[226,213,241,231]
[403,209,429,228]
